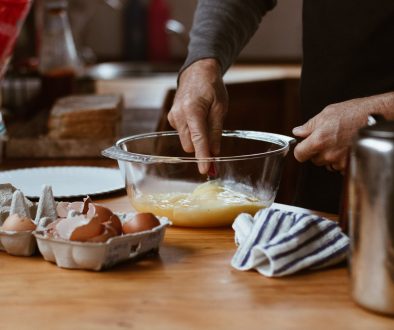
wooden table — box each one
[0,160,393,329]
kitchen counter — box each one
[95,64,301,109]
[94,64,301,136]
[0,160,393,329]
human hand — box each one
[168,58,228,174]
[292,93,394,173]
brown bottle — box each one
[38,0,80,109]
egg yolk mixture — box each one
[130,180,265,227]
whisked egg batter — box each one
[130,180,265,227]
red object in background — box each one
[148,0,170,62]
[0,0,32,77]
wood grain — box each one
[0,193,393,329]
[1,147,392,329]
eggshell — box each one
[87,204,113,222]
[56,202,70,218]
[46,197,125,242]
[108,214,122,235]
[44,218,62,238]
[122,213,160,234]
[87,204,122,234]
[1,214,36,231]
[68,201,85,213]
[56,214,103,242]
[87,225,118,243]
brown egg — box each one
[1,214,36,231]
[122,213,160,234]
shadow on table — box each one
[108,242,197,273]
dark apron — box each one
[295,0,394,213]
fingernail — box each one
[292,126,303,134]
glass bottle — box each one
[123,0,148,61]
[38,0,80,109]
[147,0,170,62]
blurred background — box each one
[74,0,302,63]
[2,0,303,204]
[12,0,302,67]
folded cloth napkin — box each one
[231,207,349,277]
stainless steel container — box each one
[348,120,394,315]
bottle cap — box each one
[45,0,68,10]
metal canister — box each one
[348,119,394,315]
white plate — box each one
[0,166,125,198]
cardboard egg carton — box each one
[0,184,56,256]
[0,230,37,256]
[34,216,169,271]
[0,183,170,269]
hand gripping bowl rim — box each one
[102,130,296,164]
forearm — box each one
[181,0,276,75]
[369,91,394,120]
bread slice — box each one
[48,94,123,139]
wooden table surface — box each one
[0,160,393,329]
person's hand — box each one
[292,93,394,173]
[168,58,228,173]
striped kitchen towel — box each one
[231,207,349,277]
[0,112,6,137]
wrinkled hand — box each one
[292,93,394,173]
[168,58,228,173]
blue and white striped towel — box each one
[0,113,6,137]
[231,208,349,277]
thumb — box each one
[292,119,314,137]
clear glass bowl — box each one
[103,130,295,227]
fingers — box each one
[293,117,319,162]
[292,118,315,138]
[168,109,194,153]
[208,96,228,156]
[167,58,227,174]
[293,135,319,162]
[186,107,210,157]
[168,99,213,174]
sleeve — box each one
[180,0,277,75]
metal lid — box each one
[359,120,394,139]
[44,0,68,9]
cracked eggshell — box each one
[56,214,103,242]
[87,225,118,243]
[34,216,170,270]
[87,204,122,235]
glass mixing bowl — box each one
[103,130,295,227]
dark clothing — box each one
[182,0,276,72]
[183,0,394,213]
[298,0,394,212]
